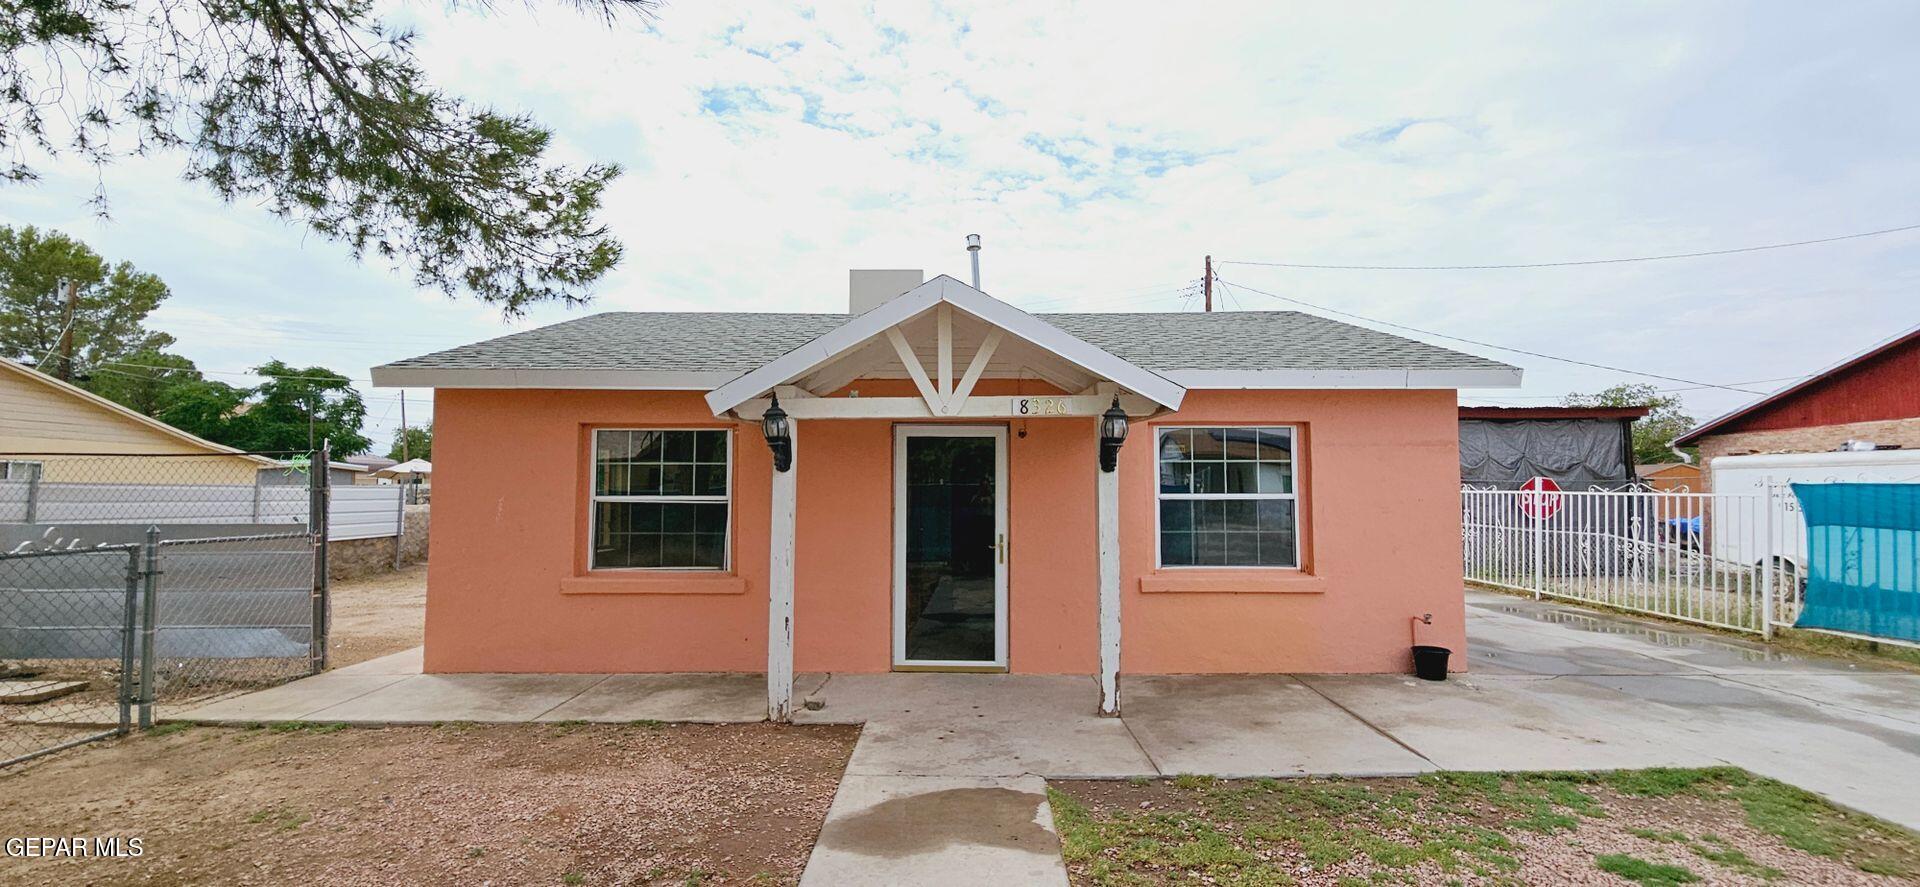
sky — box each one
[5,0,1919,453]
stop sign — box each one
[1518,476,1562,519]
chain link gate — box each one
[0,545,141,766]
[0,447,331,765]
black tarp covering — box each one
[1459,419,1634,490]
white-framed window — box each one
[590,429,731,570]
[1156,426,1299,568]
[0,460,42,482]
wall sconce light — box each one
[1099,395,1128,472]
[762,394,793,472]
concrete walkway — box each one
[180,590,1920,883]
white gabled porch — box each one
[702,275,1184,721]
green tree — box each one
[0,226,173,380]
[388,425,432,462]
[156,377,253,443]
[1564,383,1698,464]
[228,361,372,455]
[2,1,649,314]
[82,347,201,415]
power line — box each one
[92,358,377,384]
[1213,277,1770,395]
[1478,374,1815,400]
[1217,222,1920,271]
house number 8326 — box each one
[1013,396,1073,416]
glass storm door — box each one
[894,426,1008,669]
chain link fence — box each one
[0,450,329,765]
[0,546,141,766]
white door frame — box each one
[893,424,1009,669]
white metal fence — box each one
[328,485,406,540]
[1,478,404,541]
[1463,485,1801,636]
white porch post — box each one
[768,420,797,722]
[1097,445,1122,716]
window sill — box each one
[560,573,748,596]
[1138,570,1327,595]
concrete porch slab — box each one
[800,774,1069,887]
[1121,674,1432,777]
[795,673,1154,778]
[535,673,765,723]
[303,673,608,723]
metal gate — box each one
[1463,484,1799,636]
[0,448,330,766]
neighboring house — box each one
[343,455,398,484]
[0,358,270,484]
[1635,461,1701,492]
[256,460,368,488]
[372,272,1522,716]
[1458,405,1650,491]
[1675,327,1920,489]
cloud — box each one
[4,0,1919,449]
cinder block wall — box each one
[1696,417,1920,490]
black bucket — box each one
[1412,645,1451,681]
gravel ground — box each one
[0,722,857,886]
[325,564,426,668]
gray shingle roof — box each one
[378,310,1514,374]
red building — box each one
[1675,327,1920,487]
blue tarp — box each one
[1791,483,1920,643]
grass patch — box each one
[1689,842,1782,880]
[1052,767,1920,885]
[246,806,309,832]
[1772,626,1920,673]
[1594,767,1920,877]
[1595,853,1699,886]
[146,722,194,738]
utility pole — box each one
[398,390,410,461]
[1203,255,1213,313]
[57,278,78,381]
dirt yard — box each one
[1051,768,1920,886]
[0,722,857,886]
[325,564,426,667]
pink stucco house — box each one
[371,272,1521,718]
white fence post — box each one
[1761,483,1777,639]
[1530,509,1544,600]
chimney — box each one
[849,269,924,314]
